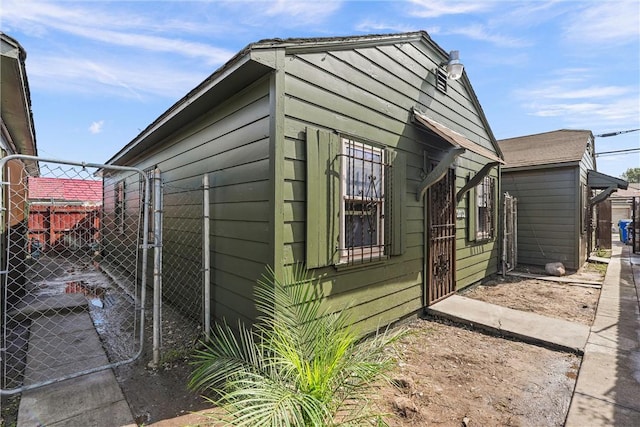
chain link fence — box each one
[1,156,150,394]
[152,177,206,361]
[1,156,211,394]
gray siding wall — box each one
[502,166,581,269]
[280,39,500,334]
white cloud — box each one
[525,97,640,127]
[89,120,105,134]
[28,55,208,100]
[516,67,640,129]
[523,85,632,100]
[52,23,233,66]
[408,0,492,18]
[563,2,640,46]
[2,0,235,65]
[355,19,432,34]
[445,24,530,48]
[264,0,342,21]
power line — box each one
[594,128,640,138]
[595,147,640,157]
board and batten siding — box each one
[278,38,500,334]
[502,166,580,269]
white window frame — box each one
[339,138,385,263]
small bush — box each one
[189,264,405,426]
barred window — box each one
[340,138,386,263]
[476,176,495,240]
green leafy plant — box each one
[189,264,405,426]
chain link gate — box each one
[1,155,151,395]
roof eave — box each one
[1,33,38,170]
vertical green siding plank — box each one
[389,150,406,255]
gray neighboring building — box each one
[498,129,626,270]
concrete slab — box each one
[23,312,109,385]
[18,370,133,427]
[427,295,590,353]
[566,242,640,425]
[573,343,640,411]
[16,293,134,427]
[592,296,640,318]
[28,311,97,337]
[589,316,640,351]
[48,400,133,427]
[600,280,638,295]
[566,393,640,427]
[10,294,88,318]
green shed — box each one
[103,31,504,334]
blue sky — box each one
[3,0,639,178]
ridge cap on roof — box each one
[498,128,592,142]
[250,31,429,48]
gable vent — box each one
[436,68,448,93]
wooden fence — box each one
[28,205,100,253]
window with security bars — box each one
[476,176,495,240]
[340,138,387,263]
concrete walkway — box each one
[16,295,134,426]
[428,294,591,354]
[565,242,640,426]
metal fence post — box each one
[152,168,163,366]
[203,174,211,339]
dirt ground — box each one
[1,261,605,427]
[114,261,603,427]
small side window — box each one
[475,176,495,241]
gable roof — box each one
[106,31,500,166]
[29,177,103,202]
[497,129,593,169]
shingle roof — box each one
[28,177,102,202]
[497,129,593,169]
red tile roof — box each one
[28,177,102,202]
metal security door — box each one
[426,168,456,305]
[596,199,612,249]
